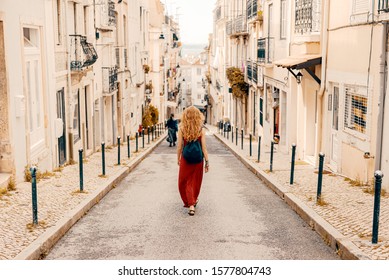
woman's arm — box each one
[200,129,209,172]
[177,129,183,165]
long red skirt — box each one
[178,157,204,207]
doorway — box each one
[330,85,340,170]
[56,89,66,165]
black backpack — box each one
[182,139,203,164]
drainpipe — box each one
[314,0,330,163]
[65,0,74,162]
[375,21,388,171]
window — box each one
[295,0,321,34]
[353,0,369,14]
[259,96,264,127]
[265,84,272,121]
[332,86,339,130]
[344,86,368,134]
[268,4,273,37]
[280,0,287,39]
[73,90,81,142]
[24,27,45,155]
[351,0,370,23]
[55,0,62,44]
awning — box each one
[274,54,321,70]
[274,54,322,84]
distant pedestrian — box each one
[177,106,209,216]
[166,114,178,147]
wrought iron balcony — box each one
[257,37,274,64]
[234,14,248,34]
[69,35,98,71]
[102,67,118,94]
[379,0,389,13]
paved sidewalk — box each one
[0,130,168,260]
[210,125,389,260]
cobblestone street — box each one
[1,126,388,260]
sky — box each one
[164,0,216,45]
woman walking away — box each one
[177,106,209,216]
[166,114,178,147]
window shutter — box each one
[353,0,369,14]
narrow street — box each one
[45,132,338,260]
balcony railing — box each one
[102,67,118,94]
[234,14,247,34]
[379,0,389,12]
[69,35,98,71]
[257,37,274,64]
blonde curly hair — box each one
[180,106,204,141]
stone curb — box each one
[14,134,167,260]
[213,132,370,260]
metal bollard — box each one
[101,142,106,175]
[117,136,121,165]
[79,148,84,192]
[372,171,384,244]
[127,135,130,158]
[257,136,261,162]
[270,141,274,172]
[30,166,38,225]
[231,126,234,143]
[290,144,297,185]
[316,153,325,201]
[236,127,238,146]
[135,132,139,152]
[148,126,150,144]
[227,129,229,140]
[241,129,244,150]
[152,125,155,141]
[249,134,252,157]
[142,128,145,148]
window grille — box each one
[295,0,321,34]
[344,86,368,134]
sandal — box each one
[194,199,199,207]
[188,209,195,216]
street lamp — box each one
[296,71,303,84]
